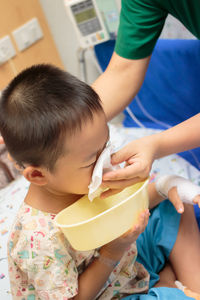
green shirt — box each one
[115,0,200,59]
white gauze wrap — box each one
[88,141,120,202]
[155,175,200,204]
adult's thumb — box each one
[111,144,135,165]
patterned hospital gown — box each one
[8,202,150,300]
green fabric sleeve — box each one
[115,0,167,59]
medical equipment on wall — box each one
[64,0,120,48]
[96,0,120,39]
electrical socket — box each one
[0,35,16,65]
[12,18,43,52]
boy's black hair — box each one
[0,64,103,171]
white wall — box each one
[39,0,101,83]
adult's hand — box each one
[101,114,200,198]
[101,135,158,198]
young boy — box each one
[0,64,200,300]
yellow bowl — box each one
[55,179,149,251]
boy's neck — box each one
[24,183,83,214]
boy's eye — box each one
[85,161,96,168]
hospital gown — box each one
[8,202,150,300]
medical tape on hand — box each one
[155,175,200,204]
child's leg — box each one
[154,263,176,288]
[169,204,200,293]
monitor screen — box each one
[74,8,96,24]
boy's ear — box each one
[23,166,48,186]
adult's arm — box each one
[151,113,200,158]
[92,0,168,120]
[92,52,150,121]
[101,114,200,194]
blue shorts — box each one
[122,200,195,300]
[136,200,181,288]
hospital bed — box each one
[0,125,200,299]
[1,38,200,299]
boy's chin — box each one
[75,188,89,196]
[67,185,89,196]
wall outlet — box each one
[0,35,16,65]
[12,18,43,52]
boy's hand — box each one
[100,209,149,261]
[167,187,185,213]
[156,175,200,213]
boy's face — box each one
[45,111,109,196]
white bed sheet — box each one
[1,125,200,299]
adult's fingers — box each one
[100,188,123,199]
[168,187,184,214]
[103,162,148,181]
[102,177,144,190]
[111,142,137,165]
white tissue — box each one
[88,142,120,201]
